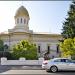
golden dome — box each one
[15,6,29,18]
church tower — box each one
[9,6,30,33]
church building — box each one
[0,6,62,58]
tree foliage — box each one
[61,1,75,38]
[12,40,38,60]
[60,38,75,58]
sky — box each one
[0,1,72,34]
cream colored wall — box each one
[0,33,61,58]
[32,34,61,58]
[0,33,31,47]
[9,34,31,47]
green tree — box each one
[0,39,9,57]
[60,38,75,58]
[61,1,75,39]
[12,40,38,60]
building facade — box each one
[0,6,62,58]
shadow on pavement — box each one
[0,65,42,73]
[0,65,11,73]
[48,70,75,73]
[58,70,75,73]
[0,65,42,70]
[56,71,75,75]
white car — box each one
[42,58,75,72]
[42,60,48,69]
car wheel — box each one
[50,66,58,73]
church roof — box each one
[15,6,29,18]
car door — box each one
[66,59,75,70]
[56,59,70,70]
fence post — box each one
[38,57,44,65]
[1,57,7,65]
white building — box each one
[0,6,62,58]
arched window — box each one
[21,18,22,23]
[47,46,50,54]
[57,45,59,53]
[24,19,26,24]
[38,46,40,53]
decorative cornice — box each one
[32,34,62,38]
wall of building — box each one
[32,34,61,58]
[0,32,61,58]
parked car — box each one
[42,58,75,73]
[42,60,48,69]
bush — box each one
[11,40,38,60]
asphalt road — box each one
[0,70,75,75]
[0,64,75,75]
